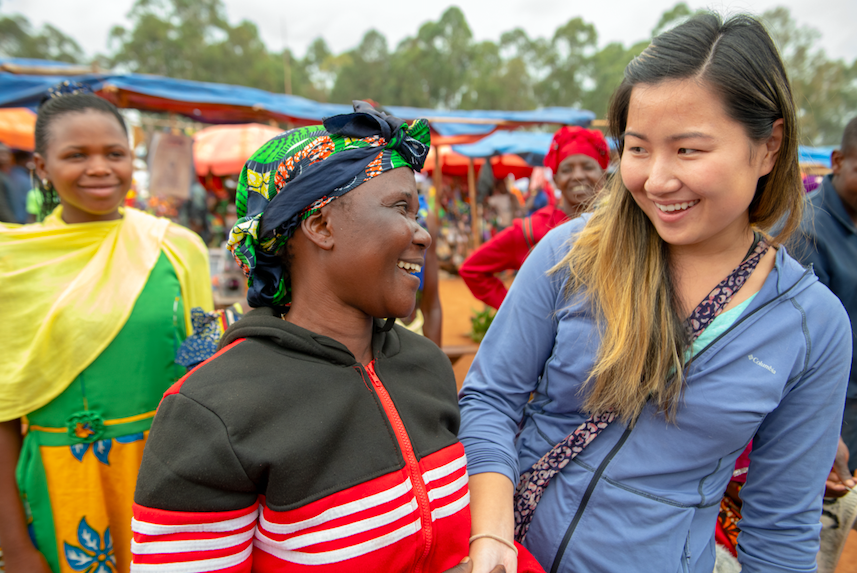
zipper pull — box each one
[367,363,382,387]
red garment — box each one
[543,126,609,171]
[715,442,753,557]
[459,206,569,309]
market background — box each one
[1,0,856,569]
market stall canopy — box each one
[0,58,94,76]
[0,58,595,138]
[0,107,36,151]
[452,130,620,167]
[799,146,835,168]
[452,131,553,166]
[423,144,533,179]
[193,123,284,176]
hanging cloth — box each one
[0,207,212,421]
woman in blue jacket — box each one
[459,13,852,573]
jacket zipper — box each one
[550,426,633,573]
[363,361,433,573]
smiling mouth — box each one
[397,261,422,274]
[656,200,699,213]
[79,184,121,194]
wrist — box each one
[469,533,518,556]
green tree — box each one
[534,17,598,107]
[107,0,304,95]
[457,40,535,111]
[299,38,338,102]
[582,40,648,119]
[762,6,857,144]
[0,2,84,63]
[386,7,474,108]
[651,2,694,36]
[329,30,391,104]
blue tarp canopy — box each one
[452,130,620,166]
[452,131,553,166]
[0,59,595,137]
[798,146,835,168]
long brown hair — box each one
[557,13,804,424]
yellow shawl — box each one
[0,207,213,421]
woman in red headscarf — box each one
[459,127,609,309]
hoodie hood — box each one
[772,243,817,297]
[218,306,401,366]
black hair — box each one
[609,12,803,242]
[35,92,128,219]
[841,117,857,156]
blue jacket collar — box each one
[815,174,856,235]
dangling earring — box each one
[41,178,52,191]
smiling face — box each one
[324,167,431,319]
[34,110,132,224]
[620,79,780,256]
[554,153,604,215]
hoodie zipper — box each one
[550,266,812,571]
[362,361,433,573]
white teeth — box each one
[397,261,422,274]
[656,200,698,213]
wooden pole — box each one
[432,145,443,219]
[281,19,292,95]
[467,157,480,249]
[283,50,292,95]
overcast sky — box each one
[6,0,856,63]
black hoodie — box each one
[132,307,471,572]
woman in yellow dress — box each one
[0,83,212,573]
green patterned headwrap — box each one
[227,101,431,308]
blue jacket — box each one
[459,217,852,573]
[790,175,857,398]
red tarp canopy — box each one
[194,123,284,176]
[423,145,533,179]
[0,108,36,151]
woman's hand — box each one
[467,473,518,573]
[469,537,518,573]
[825,436,856,498]
[0,420,50,573]
[443,556,507,573]
[1,543,53,573]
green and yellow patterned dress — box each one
[17,253,187,573]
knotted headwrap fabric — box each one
[228,101,431,308]
[543,126,610,172]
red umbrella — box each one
[422,145,533,179]
[0,108,37,151]
[193,123,283,176]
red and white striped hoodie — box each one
[131,310,472,572]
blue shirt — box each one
[790,175,857,398]
[7,165,31,224]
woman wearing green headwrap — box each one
[130,103,542,573]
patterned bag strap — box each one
[512,238,770,542]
